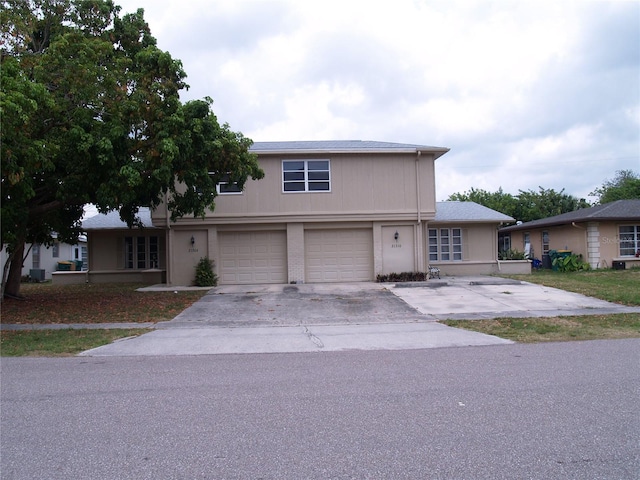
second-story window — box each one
[282,160,330,192]
[216,173,243,195]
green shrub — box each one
[552,253,591,273]
[499,248,527,260]
[376,271,428,282]
[195,257,218,287]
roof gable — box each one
[435,201,514,223]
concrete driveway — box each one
[81,277,640,357]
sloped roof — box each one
[250,140,450,159]
[435,201,514,223]
[82,207,155,230]
[500,199,640,232]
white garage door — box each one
[219,231,287,284]
[305,229,373,282]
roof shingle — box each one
[250,140,449,158]
[500,199,640,232]
[82,207,154,230]
[435,201,514,222]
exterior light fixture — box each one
[394,231,399,241]
[190,236,195,246]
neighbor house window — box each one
[32,244,40,269]
[124,236,160,269]
[74,245,88,270]
[282,160,330,192]
[216,174,243,194]
[52,242,59,258]
[429,228,462,261]
[524,232,531,257]
[542,231,550,256]
[619,225,640,256]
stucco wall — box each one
[507,221,639,269]
[427,223,498,262]
[87,230,165,271]
[152,152,438,226]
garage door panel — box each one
[305,229,373,283]
[219,231,287,284]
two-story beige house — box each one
[80,141,515,286]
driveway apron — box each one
[80,277,640,357]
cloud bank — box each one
[116,0,639,201]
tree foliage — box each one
[448,186,590,224]
[0,0,263,298]
[589,170,640,204]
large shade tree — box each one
[448,186,590,223]
[590,170,640,204]
[1,0,263,299]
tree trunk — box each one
[4,242,25,299]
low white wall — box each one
[430,260,531,276]
[495,260,532,275]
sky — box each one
[114,0,639,202]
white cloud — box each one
[115,0,640,203]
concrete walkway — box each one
[74,276,640,357]
[80,322,513,356]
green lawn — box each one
[504,268,640,306]
[1,282,207,357]
[1,328,150,357]
[2,282,207,324]
[441,269,640,342]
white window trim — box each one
[618,224,640,257]
[429,227,463,262]
[211,172,243,195]
[216,182,243,195]
[282,159,331,193]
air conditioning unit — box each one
[30,269,46,282]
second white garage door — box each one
[219,231,287,284]
[305,229,374,282]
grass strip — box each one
[503,269,640,306]
[2,282,207,324]
[441,313,640,343]
[0,328,150,357]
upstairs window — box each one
[216,174,243,195]
[282,160,330,192]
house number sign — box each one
[391,243,402,248]
[189,248,199,253]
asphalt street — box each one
[2,339,639,479]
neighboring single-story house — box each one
[499,199,640,270]
[0,236,87,282]
[81,140,517,286]
[75,207,164,284]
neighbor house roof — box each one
[82,207,155,230]
[434,201,514,223]
[500,199,640,232]
[250,140,450,159]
